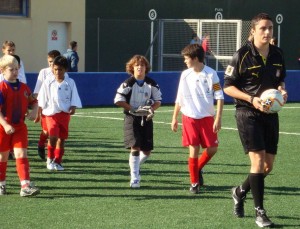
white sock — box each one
[20,180,30,187]
[129,154,140,181]
[0,181,6,186]
[139,151,150,165]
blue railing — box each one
[26,71,300,106]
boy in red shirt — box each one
[0,55,40,197]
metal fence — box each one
[90,18,251,72]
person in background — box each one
[270,37,278,46]
[1,41,27,84]
[190,33,202,45]
[201,33,213,65]
[0,55,40,197]
[224,13,287,228]
[63,41,79,72]
[171,44,224,194]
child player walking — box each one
[37,56,82,171]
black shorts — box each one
[235,108,279,154]
[124,114,153,151]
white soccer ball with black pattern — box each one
[260,89,284,113]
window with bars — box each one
[0,0,29,17]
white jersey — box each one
[175,66,224,119]
[114,76,162,110]
[18,60,27,84]
[38,77,82,116]
[33,67,69,94]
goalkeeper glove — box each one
[146,107,154,121]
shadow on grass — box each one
[33,189,232,201]
[265,186,300,196]
[271,215,300,228]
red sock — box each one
[0,161,8,181]
[54,148,64,164]
[16,158,30,187]
[47,145,55,159]
[38,132,48,147]
[198,150,212,171]
[188,157,199,184]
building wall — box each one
[0,0,85,72]
[86,0,300,71]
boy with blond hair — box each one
[0,55,40,196]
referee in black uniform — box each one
[224,13,287,228]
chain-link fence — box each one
[85,18,251,72]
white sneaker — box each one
[0,185,7,195]
[47,162,55,170]
[130,180,140,188]
[53,163,64,171]
[20,183,40,197]
[46,159,55,171]
[46,158,54,170]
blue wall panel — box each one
[26,71,300,107]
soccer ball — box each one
[260,89,284,113]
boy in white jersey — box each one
[171,44,224,194]
[2,41,27,84]
[37,56,82,171]
[33,50,62,160]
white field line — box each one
[73,112,300,136]
[75,106,300,115]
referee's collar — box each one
[247,41,260,57]
[247,41,277,57]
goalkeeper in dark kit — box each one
[114,55,162,188]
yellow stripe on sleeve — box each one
[213,83,221,91]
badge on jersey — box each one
[276,69,281,77]
[213,83,221,91]
[24,91,29,98]
[225,65,234,76]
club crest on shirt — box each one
[225,65,234,76]
[276,69,281,77]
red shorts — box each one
[41,114,48,131]
[0,124,28,151]
[46,112,70,139]
[182,115,219,148]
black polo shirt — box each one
[224,41,286,108]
